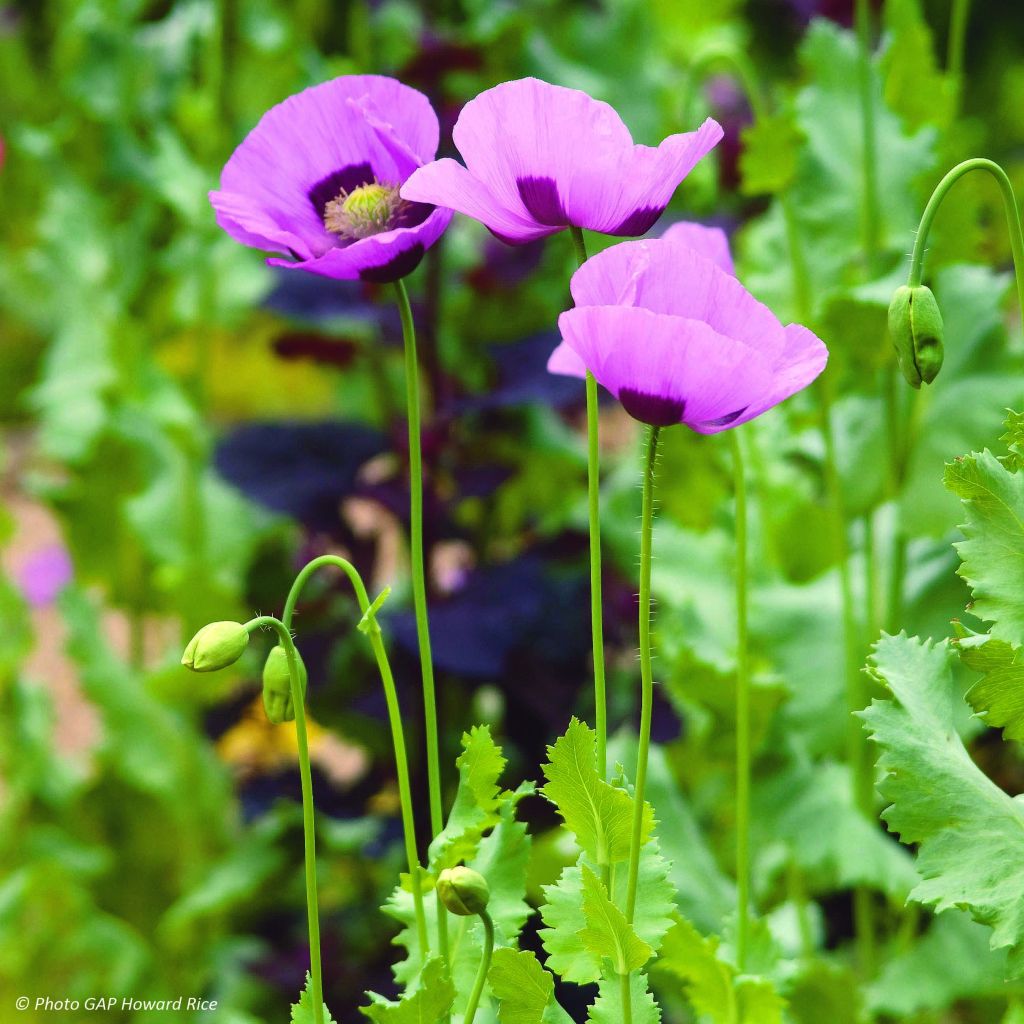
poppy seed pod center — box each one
[324,181,403,240]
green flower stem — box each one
[854,0,881,273]
[947,0,972,109]
[393,279,450,971]
[569,226,609,780]
[620,973,633,1024]
[625,424,661,924]
[462,910,495,1024]
[729,429,752,970]
[683,46,767,123]
[281,555,429,962]
[907,158,1024,321]
[243,614,325,1024]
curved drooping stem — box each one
[280,556,429,963]
[908,158,1024,322]
[243,614,325,1024]
[462,910,495,1024]
[625,425,661,924]
[729,430,752,969]
[569,226,609,780]
[392,280,450,969]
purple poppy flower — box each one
[210,75,453,283]
[548,237,828,432]
[659,220,735,275]
[400,77,723,244]
[18,545,73,607]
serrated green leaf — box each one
[541,718,651,865]
[291,973,336,1024]
[945,449,1024,644]
[577,866,652,975]
[362,958,454,1023]
[656,917,785,1024]
[428,725,506,871]
[540,841,675,984]
[587,972,661,1024]
[957,632,1024,740]
[863,633,1024,974]
[738,112,802,196]
[488,948,573,1024]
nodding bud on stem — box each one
[181,621,249,672]
[262,645,308,725]
[888,284,945,388]
[437,866,490,917]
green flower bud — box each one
[888,284,945,389]
[262,645,308,725]
[181,621,249,672]
[437,866,490,917]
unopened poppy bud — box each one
[888,284,944,388]
[262,645,308,725]
[181,621,249,672]
[437,866,490,917]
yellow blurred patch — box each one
[159,316,337,418]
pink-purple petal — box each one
[546,340,588,379]
[569,239,788,363]
[401,158,556,243]
[269,206,453,283]
[660,221,735,275]
[558,306,777,429]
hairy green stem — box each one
[244,615,324,1024]
[626,425,661,924]
[462,910,495,1024]
[729,429,752,969]
[393,280,450,971]
[908,158,1024,321]
[569,227,608,780]
[281,556,429,962]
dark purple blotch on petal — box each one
[393,200,435,231]
[308,162,374,217]
[699,407,747,428]
[358,243,426,283]
[610,205,664,237]
[516,176,568,227]
[619,388,685,427]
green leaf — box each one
[541,718,651,865]
[866,910,1008,1016]
[880,0,953,130]
[957,631,1024,740]
[540,841,675,983]
[863,633,1024,974]
[785,961,862,1024]
[291,973,336,1024]
[428,725,506,870]
[577,866,653,975]
[488,948,573,1024]
[655,917,785,1023]
[362,958,454,1023]
[738,112,803,196]
[945,449,1024,644]
[587,973,661,1024]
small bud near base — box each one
[182,621,249,672]
[437,866,490,916]
[262,645,309,725]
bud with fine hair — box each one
[437,866,490,917]
[181,621,249,672]
[262,645,308,725]
[888,284,945,388]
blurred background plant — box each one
[4,0,1024,1021]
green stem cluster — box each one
[625,425,661,924]
[729,430,752,969]
[393,279,450,971]
[568,226,609,781]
